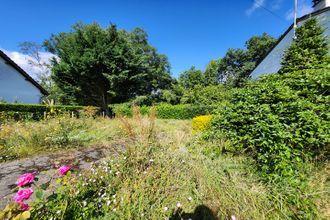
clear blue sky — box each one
[0,0,313,77]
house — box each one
[0,49,48,103]
[250,0,330,79]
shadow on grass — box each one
[169,205,218,220]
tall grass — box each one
[26,109,329,219]
[0,115,120,162]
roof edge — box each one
[249,6,330,77]
[0,49,49,95]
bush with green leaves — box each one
[210,67,330,178]
[110,103,215,119]
[0,103,88,121]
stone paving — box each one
[0,145,117,209]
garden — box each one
[0,17,329,220]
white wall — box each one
[314,0,330,11]
[0,56,43,103]
[250,10,330,79]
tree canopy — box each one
[44,23,172,112]
[217,33,277,87]
[279,18,329,74]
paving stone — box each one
[0,146,114,209]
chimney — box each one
[313,0,330,11]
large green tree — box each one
[178,66,205,89]
[217,33,277,87]
[44,23,172,112]
[279,18,329,74]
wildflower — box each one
[93,179,96,183]
[113,208,117,212]
[149,159,154,163]
[115,171,120,176]
[14,188,33,203]
[56,210,61,214]
[188,196,192,202]
[231,215,237,220]
[58,165,71,176]
[176,202,181,208]
[16,173,35,187]
[123,156,127,160]
[19,203,30,211]
[107,200,111,206]
[143,171,147,174]
[82,201,87,206]
[164,207,168,212]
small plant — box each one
[192,115,212,133]
[79,106,100,118]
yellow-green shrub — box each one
[192,115,212,133]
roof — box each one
[0,49,49,95]
[249,6,330,77]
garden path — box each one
[0,145,117,209]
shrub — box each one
[210,68,330,178]
[0,103,88,121]
[156,104,214,119]
[192,115,212,133]
[79,106,100,118]
[110,103,215,119]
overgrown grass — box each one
[6,109,324,219]
[0,116,121,162]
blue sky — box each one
[0,0,314,77]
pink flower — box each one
[16,173,35,187]
[14,188,33,203]
[19,203,30,211]
[58,165,71,176]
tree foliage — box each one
[178,66,205,89]
[217,33,277,87]
[279,18,329,74]
[44,23,172,111]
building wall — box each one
[250,9,330,79]
[0,56,43,103]
[314,0,330,11]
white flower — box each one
[112,194,116,198]
[113,199,117,203]
[116,171,120,176]
[123,156,127,160]
[113,208,117,212]
[78,174,82,177]
[82,201,87,206]
[143,171,147,174]
[93,179,96,183]
[188,196,192,201]
[107,200,111,206]
[56,210,61,214]
[231,215,237,220]
[149,159,154,162]
[176,202,181,208]
[164,207,168,211]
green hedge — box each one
[110,103,215,119]
[0,103,85,120]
